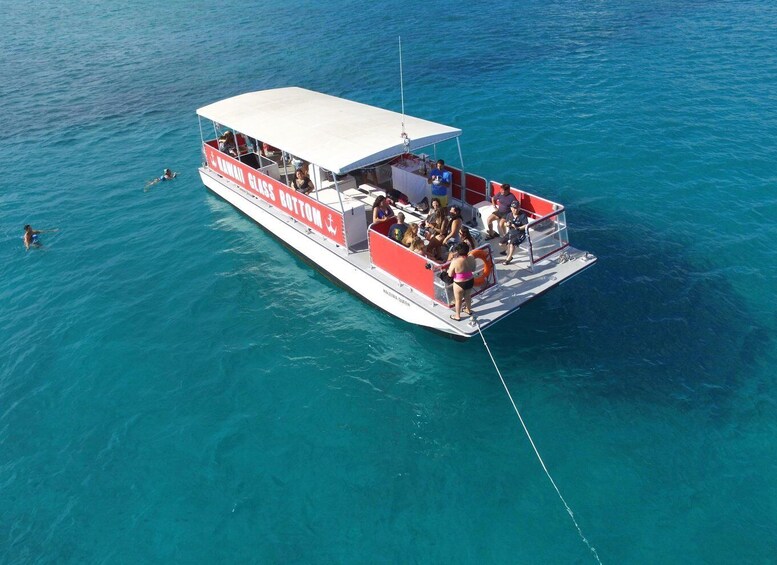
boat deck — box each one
[205,165,594,337]
[344,238,595,337]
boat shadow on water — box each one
[206,191,773,414]
[453,207,775,413]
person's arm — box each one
[443,219,460,244]
[447,258,457,279]
[372,207,380,223]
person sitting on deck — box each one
[372,195,395,224]
[401,223,420,248]
[500,201,528,265]
[293,168,314,195]
[218,131,237,157]
[389,212,408,243]
[485,183,517,240]
[440,206,463,249]
[447,224,478,261]
[409,236,429,257]
[420,198,444,238]
[426,205,461,259]
[428,160,452,207]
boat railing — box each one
[448,166,489,206]
[202,142,348,247]
[430,243,498,305]
[489,180,561,219]
[526,207,569,266]
[368,221,497,307]
[367,221,437,300]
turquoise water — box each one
[2,0,776,562]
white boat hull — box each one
[200,168,466,336]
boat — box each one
[196,87,596,338]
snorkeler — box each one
[23,225,58,251]
[144,168,178,190]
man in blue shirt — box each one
[428,159,452,207]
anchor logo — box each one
[326,214,338,237]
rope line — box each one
[474,319,602,564]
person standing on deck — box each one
[428,160,452,207]
[372,195,395,224]
[447,242,476,321]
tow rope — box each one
[473,317,602,564]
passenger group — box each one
[210,133,531,323]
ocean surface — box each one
[2,0,776,562]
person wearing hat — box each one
[500,201,528,265]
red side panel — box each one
[463,173,487,205]
[489,180,557,219]
[523,194,554,217]
[369,227,435,297]
[371,219,394,237]
[448,166,463,199]
[203,144,346,245]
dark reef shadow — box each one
[205,191,773,415]
[453,206,775,415]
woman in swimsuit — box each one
[400,223,419,247]
[372,195,395,224]
[410,237,428,256]
[440,206,463,248]
[293,168,314,194]
[447,242,476,321]
[446,225,478,261]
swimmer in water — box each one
[23,225,58,251]
[144,168,178,190]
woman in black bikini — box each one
[293,168,314,194]
[447,242,476,321]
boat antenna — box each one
[399,36,410,154]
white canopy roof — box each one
[196,87,461,174]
